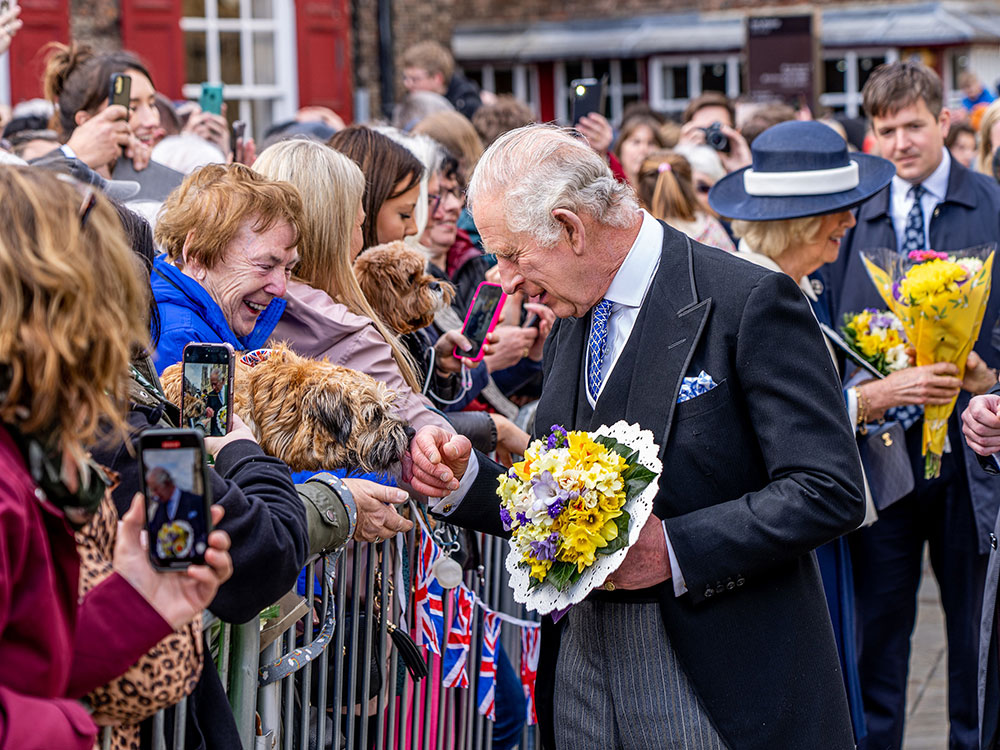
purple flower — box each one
[547,489,577,519]
[546,425,568,451]
[516,512,529,526]
[529,532,559,561]
[500,506,513,530]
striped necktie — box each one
[586,299,614,402]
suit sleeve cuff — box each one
[429,451,480,517]
[662,520,687,597]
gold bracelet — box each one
[856,387,869,435]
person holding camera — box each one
[677,91,752,174]
[0,165,233,750]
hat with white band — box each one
[708,120,895,221]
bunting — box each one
[520,624,541,725]
[442,586,475,688]
[414,529,445,654]
[477,611,502,720]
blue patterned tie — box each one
[887,184,926,431]
[586,299,614,402]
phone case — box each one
[181,342,235,435]
[453,281,507,363]
[199,84,224,116]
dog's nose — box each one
[404,425,416,443]
[429,281,441,293]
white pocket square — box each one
[677,371,717,404]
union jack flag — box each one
[520,625,541,725]
[442,586,475,688]
[414,530,444,655]
[477,611,502,720]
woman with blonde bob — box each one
[976,99,1000,177]
[257,138,454,434]
[636,150,734,252]
[0,166,232,749]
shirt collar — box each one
[891,147,951,203]
[603,210,663,308]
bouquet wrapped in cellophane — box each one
[862,246,995,478]
[840,308,911,376]
[496,421,661,615]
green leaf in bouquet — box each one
[547,561,578,592]
[623,463,657,499]
[600,509,632,555]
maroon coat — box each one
[0,426,172,749]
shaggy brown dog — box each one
[353,241,455,335]
[161,343,411,474]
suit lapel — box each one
[595,229,712,454]
[533,315,587,438]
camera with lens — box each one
[702,121,731,154]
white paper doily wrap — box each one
[504,420,662,615]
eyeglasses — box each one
[428,186,467,214]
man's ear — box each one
[432,72,447,92]
[552,208,587,257]
[938,107,952,140]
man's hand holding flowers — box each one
[603,514,672,590]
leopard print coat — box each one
[76,491,203,750]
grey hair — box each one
[467,124,638,248]
[146,466,173,486]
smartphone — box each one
[453,281,506,362]
[199,83,224,116]
[181,342,235,437]
[138,429,213,570]
[108,73,132,111]
[231,119,246,158]
[570,76,607,125]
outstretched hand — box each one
[113,494,233,629]
[403,426,472,497]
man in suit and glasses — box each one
[404,124,867,749]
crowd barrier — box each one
[101,531,541,750]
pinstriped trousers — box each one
[553,601,728,750]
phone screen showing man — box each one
[142,445,209,569]
[182,359,230,436]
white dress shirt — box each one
[890,147,951,251]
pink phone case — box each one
[453,281,507,363]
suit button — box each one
[933,207,940,217]
[727,580,736,590]
[714,582,725,594]
[736,576,745,587]
[991,533,998,550]
[704,587,714,598]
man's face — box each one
[403,67,445,95]
[189,218,299,338]
[210,372,221,392]
[147,474,173,502]
[475,196,601,319]
[687,105,733,130]
[872,99,949,183]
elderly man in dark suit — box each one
[822,61,1000,750]
[405,124,867,749]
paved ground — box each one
[902,561,949,749]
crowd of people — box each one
[7,9,1000,748]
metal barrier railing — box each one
[101,528,540,750]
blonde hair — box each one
[252,140,423,391]
[731,215,825,260]
[155,163,302,270]
[637,151,698,223]
[401,40,454,81]
[0,167,149,449]
[413,110,485,179]
[976,100,1000,175]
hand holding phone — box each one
[138,429,213,570]
[182,343,235,437]
[453,281,506,361]
[570,76,608,125]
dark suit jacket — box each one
[437,223,867,749]
[823,158,1000,553]
[149,489,208,562]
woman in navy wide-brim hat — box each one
[709,120,900,747]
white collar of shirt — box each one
[890,147,950,250]
[586,210,663,406]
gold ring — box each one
[604,580,616,591]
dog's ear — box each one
[305,387,353,445]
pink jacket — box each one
[270,281,453,434]
[0,426,172,750]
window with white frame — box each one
[554,58,644,125]
[180,0,297,139]
[463,63,540,116]
[647,55,742,116]
[819,49,897,118]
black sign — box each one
[747,15,817,108]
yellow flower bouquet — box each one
[862,246,995,478]
[497,421,661,615]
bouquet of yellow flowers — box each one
[862,246,995,478]
[840,309,910,376]
[497,421,661,615]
